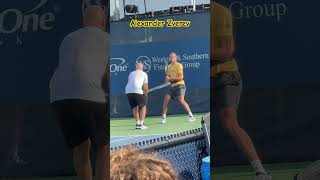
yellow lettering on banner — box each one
[166,19,191,28]
[129,19,136,27]
[130,19,190,28]
[129,19,166,28]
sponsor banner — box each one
[220,0,320,87]
[0,0,65,105]
[0,0,103,105]
[213,0,320,166]
[110,39,210,95]
[0,0,106,177]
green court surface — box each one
[213,162,309,180]
[111,114,203,137]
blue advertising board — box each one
[213,0,320,166]
[110,39,210,95]
[110,39,210,117]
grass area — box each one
[111,114,203,137]
[213,162,309,180]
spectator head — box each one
[110,147,177,180]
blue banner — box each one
[110,39,210,95]
[220,0,320,87]
[213,0,320,166]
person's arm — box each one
[165,65,170,82]
[143,83,148,95]
[101,33,109,96]
[143,74,149,95]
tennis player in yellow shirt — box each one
[161,52,196,123]
[211,1,272,179]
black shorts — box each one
[211,71,242,111]
[127,93,147,109]
[51,99,109,149]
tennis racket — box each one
[148,82,171,93]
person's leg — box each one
[218,108,270,177]
[177,95,192,114]
[95,145,109,180]
[178,95,196,121]
[214,72,269,177]
[128,94,141,126]
[219,108,259,161]
[52,100,95,180]
[138,94,147,124]
[139,106,148,129]
[176,85,195,121]
[139,106,146,123]
[135,94,148,129]
[162,94,171,115]
[73,139,92,180]
[161,94,171,123]
[132,106,140,123]
[89,102,109,180]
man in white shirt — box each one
[125,63,149,129]
[49,6,108,180]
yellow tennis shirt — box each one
[211,2,238,76]
[166,62,185,87]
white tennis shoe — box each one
[161,117,167,124]
[140,124,148,130]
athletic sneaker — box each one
[136,124,141,129]
[140,124,148,130]
[188,116,196,122]
[161,117,167,124]
[255,173,272,180]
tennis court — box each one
[213,162,308,180]
[110,114,203,148]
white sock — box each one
[137,120,141,125]
[251,160,267,174]
[140,120,144,125]
[162,114,166,119]
[188,112,193,117]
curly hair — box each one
[110,147,177,180]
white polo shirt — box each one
[125,70,148,95]
[49,26,109,103]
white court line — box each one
[111,133,179,144]
[111,136,140,143]
[111,133,178,138]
